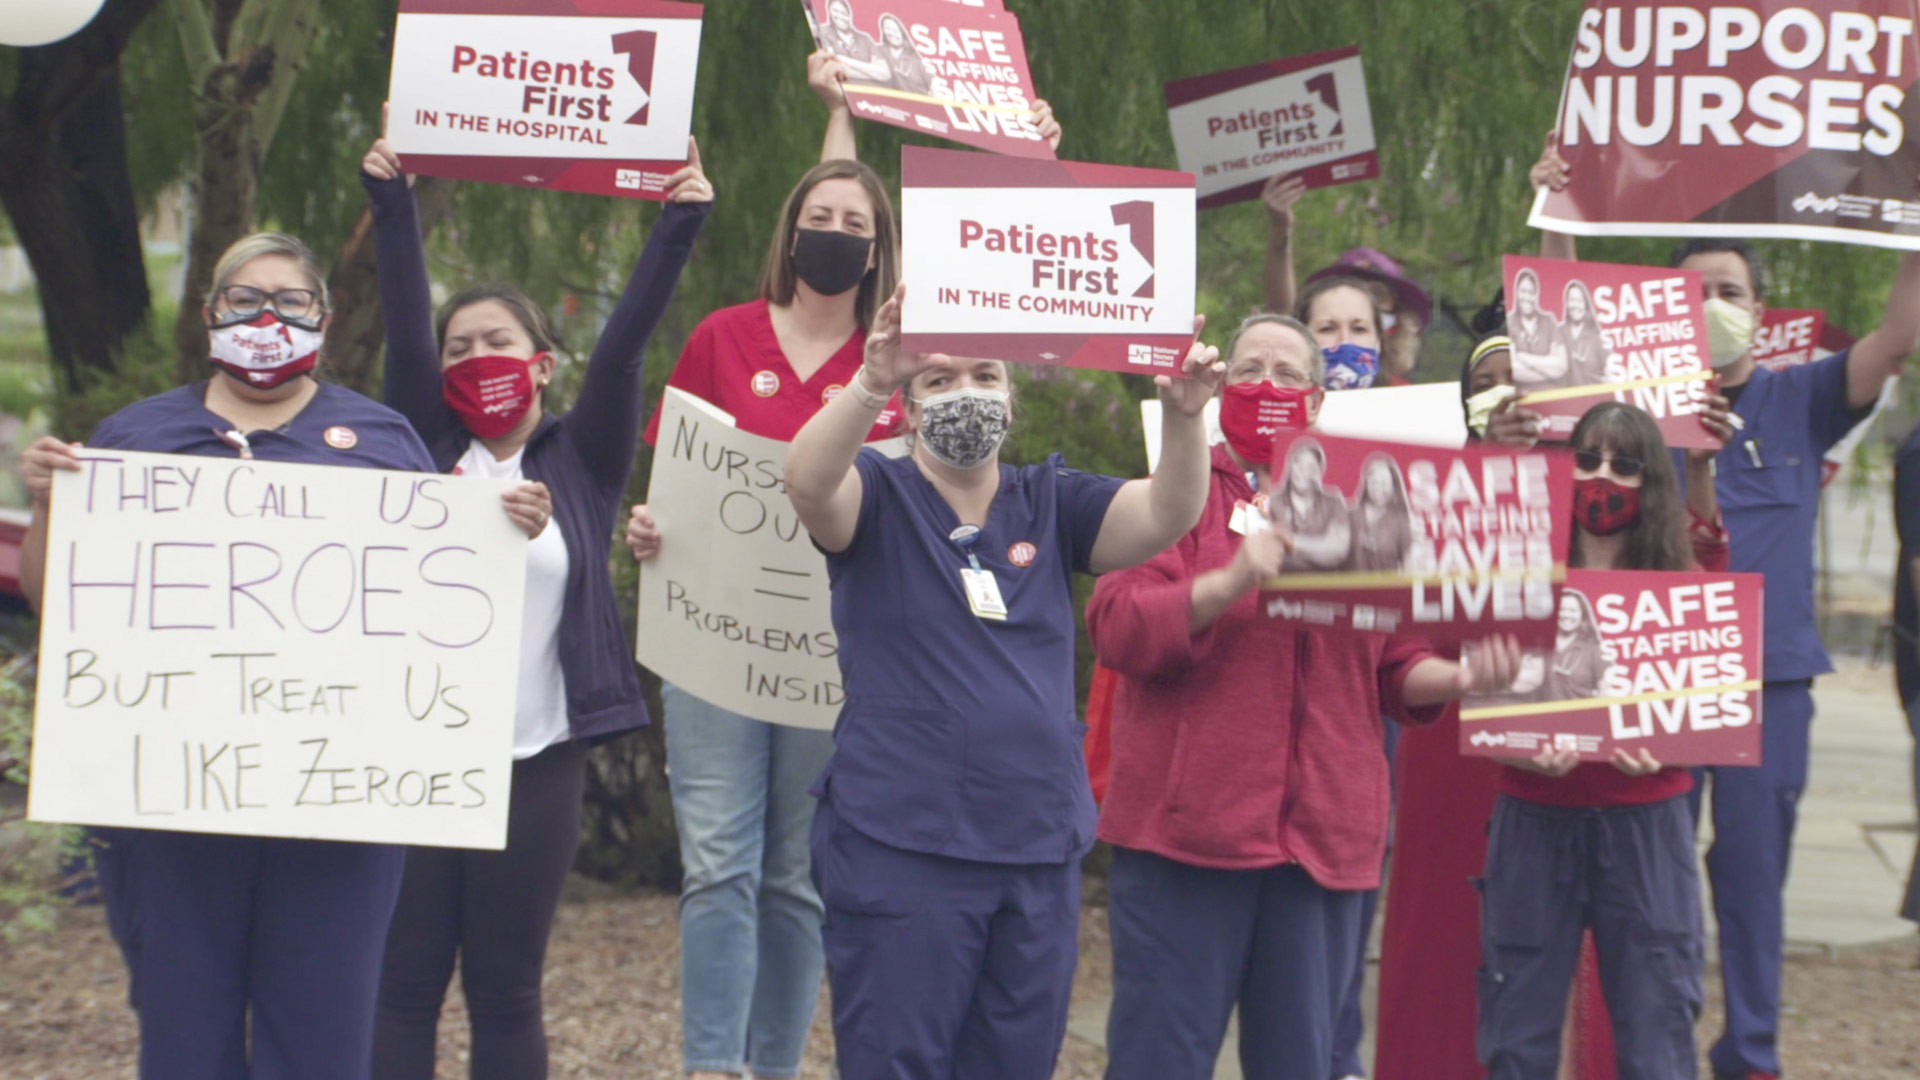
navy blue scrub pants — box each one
[1104,846,1363,1080]
[811,799,1079,1080]
[1475,794,1703,1080]
[1689,678,1813,1077]
[1331,721,1398,1079]
[95,827,406,1080]
[1902,694,1920,924]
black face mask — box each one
[792,228,874,297]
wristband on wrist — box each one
[850,367,891,409]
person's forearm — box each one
[364,173,450,431]
[1148,409,1212,538]
[1401,657,1466,707]
[1263,222,1296,314]
[21,505,49,614]
[821,105,856,162]
[1540,229,1576,262]
[1189,565,1252,632]
[1686,456,1719,523]
[786,371,886,508]
[1854,251,1920,404]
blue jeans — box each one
[664,684,834,1078]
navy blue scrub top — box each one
[1713,350,1869,683]
[88,381,436,474]
[818,449,1124,865]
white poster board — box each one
[1141,382,1465,471]
[637,388,901,729]
[29,451,527,849]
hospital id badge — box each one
[960,567,1008,621]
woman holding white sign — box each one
[783,282,1222,1077]
[19,231,549,1080]
[1084,312,1520,1080]
[359,132,712,1079]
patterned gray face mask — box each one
[912,387,1010,470]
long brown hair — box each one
[757,160,899,331]
[1568,403,1692,572]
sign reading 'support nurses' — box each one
[1530,2,1920,250]
[1460,570,1764,766]
[900,145,1198,375]
[1165,46,1379,209]
[637,389,901,729]
[29,451,527,849]
[1259,433,1574,645]
[387,0,704,199]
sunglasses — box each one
[1573,449,1645,478]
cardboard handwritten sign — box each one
[900,145,1197,375]
[1530,2,1920,251]
[1504,255,1717,449]
[1460,569,1764,766]
[1259,432,1573,644]
[388,0,704,199]
[1165,46,1379,209]
[29,451,527,849]
[636,389,903,729]
[805,0,1051,158]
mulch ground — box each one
[0,874,1912,1079]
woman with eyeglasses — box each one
[358,128,710,1079]
[16,231,543,1079]
[1085,313,1522,1080]
[1474,401,1732,1080]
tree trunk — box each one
[0,0,164,391]
[323,176,456,397]
[170,97,258,381]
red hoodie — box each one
[1086,444,1443,889]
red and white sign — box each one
[387,0,703,200]
[1165,46,1379,210]
[1460,570,1764,766]
[1751,308,1828,371]
[1529,2,1920,251]
[1259,432,1574,645]
[804,0,1052,159]
[899,146,1197,374]
[1504,255,1718,449]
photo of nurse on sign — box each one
[1271,439,1413,573]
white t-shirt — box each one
[456,439,571,758]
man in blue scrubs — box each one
[1678,238,1920,1080]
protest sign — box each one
[1529,2,1920,251]
[1459,569,1764,766]
[636,389,903,729]
[1165,47,1379,209]
[1504,255,1718,448]
[387,0,703,199]
[1259,433,1573,645]
[28,451,527,849]
[1140,383,1466,472]
[804,0,1052,158]
[900,145,1197,375]
[1751,308,1828,371]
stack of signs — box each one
[1529,1,1920,252]
[1259,432,1574,645]
[386,0,705,199]
[804,0,1052,158]
[899,145,1196,374]
[1164,46,1379,209]
[1459,570,1764,767]
[1504,255,1718,448]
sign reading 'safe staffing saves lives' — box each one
[28,451,527,850]
[387,0,703,199]
[900,145,1198,375]
[1165,46,1379,209]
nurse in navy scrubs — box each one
[18,231,547,1080]
[784,283,1223,1078]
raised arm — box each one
[1261,172,1305,314]
[1848,250,1920,408]
[361,135,460,449]
[1530,130,1577,263]
[810,50,857,162]
[567,139,714,490]
[1088,322,1224,573]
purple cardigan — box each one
[364,172,710,744]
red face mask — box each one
[1573,476,1640,536]
[1219,381,1314,466]
[442,353,547,439]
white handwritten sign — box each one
[637,388,900,729]
[28,451,527,850]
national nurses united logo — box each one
[750,370,780,398]
[1007,542,1037,567]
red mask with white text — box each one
[442,353,547,439]
[1219,381,1314,466]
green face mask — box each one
[1704,297,1756,369]
[1465,384,1519,437]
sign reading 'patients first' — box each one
[900,145,1197,375]
[387,0,703,199]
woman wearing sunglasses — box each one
[1474,401,1732,1079]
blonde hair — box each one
[758,160,898,330]
[208,232,330,314]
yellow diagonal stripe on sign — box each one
[850,85,1035,115]
[1460,679,1762,722]
[1519,369,1713,406]
[1261,564,1567,590]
